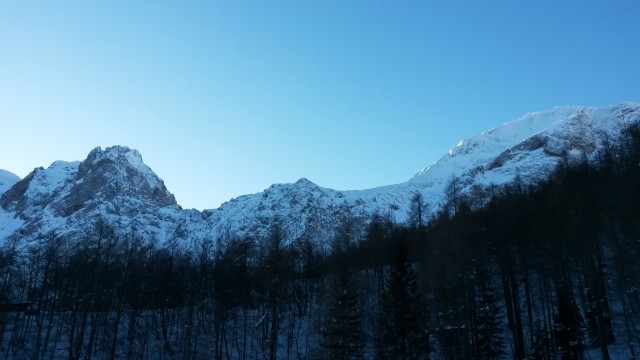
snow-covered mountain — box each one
[1,103,638,249]
[0,169,20,195]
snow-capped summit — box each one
[72,146,177,211]
[0,146,181,245]
[0,103,638,249]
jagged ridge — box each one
[1,103,638,249]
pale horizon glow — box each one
[1,1,639,209]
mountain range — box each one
[1,102,639,249]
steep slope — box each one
[0,169,20,195]
[406,102,639,206]
[0,169,22,240]
[0,146,183,246]
[0,103,638,249]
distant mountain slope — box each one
[0,169,20,195]
[204,103,639,241]
[406,103,640,206]
[1,103,638,248]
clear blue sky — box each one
[1,1,639,209]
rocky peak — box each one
[294,178,316,186]
[1,146,177,227]
[62,146,177,216]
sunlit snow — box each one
[0,103,638,249]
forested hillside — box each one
[1,124,639,359]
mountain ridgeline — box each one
[0,102,639,359]
[1,103,639,247]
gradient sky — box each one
[1,1,639,209]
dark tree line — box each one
[1,123,640,359]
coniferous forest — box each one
[1,126,640,359]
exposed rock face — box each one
[0,146,180,245]
[0,170,35,211]
[1,162,79,215]
[0,103,639,250]
[61,146,177,217]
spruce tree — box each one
[321,268,363,360]
[471,260,505,360]
[381,242,429,360]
